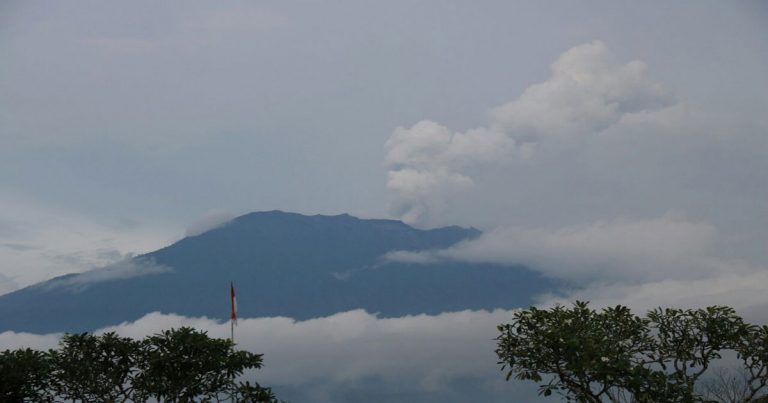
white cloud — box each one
[185,209,235,237]
[381,41,767,323]
[538,271,768,325]
[384,250,439,265]
[387,214,768,323]
[384,41,674,225]
[6,298,764,400]
[3,297,764,400]
[0,308,543,402]
[383,121,526,226]
[386,167,474,225]
[0,330,62,351]
[385,121,519,171]
[0,191,177,294]
[408,215,738,283]
[40,258,172,292]
[491,41,674,137]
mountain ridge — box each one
[0,210,553,333]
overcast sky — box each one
[2,1,767,291]
[2,2,768,400]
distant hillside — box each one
[0,211,555,333]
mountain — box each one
[0,211,555,333]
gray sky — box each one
[2,2,768,400]
[1,1,767,298]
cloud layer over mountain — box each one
[0,309,546,403]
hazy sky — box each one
[1,1,767,299]
[2,2,768,400]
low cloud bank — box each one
[387,214,768,324]
[0,309,547,402]
[540,271,768,324]
[388,215,734,283]
[4,302,764,401]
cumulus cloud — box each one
[491,41,674,137]
[384,41,674,225]
[0,309,544,402]
[385,122,520,170]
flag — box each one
[230,282,238,326]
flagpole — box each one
[230,281,237,403]
[230,281,236,345]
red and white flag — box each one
[230,282,238,326]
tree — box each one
[132,327,266,402]
[496,302,768,402]
[232,380,281,402]
[49,332,141,402]
[734,325,768,402]
[701,367,754,403]
[0,327,277,402]
[0,348,54,402]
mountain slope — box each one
[0,211,555,333]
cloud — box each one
[538,271,768,325]
[0,309,545,402]
[0,191,176,294]
[384,41,674,225]
[381,41,768,324]
[387,214,768,323]
[383,122,519,226]
[0,330,62,351]
[3,302,765,400]
[0,272,17,295]
[385,166,474,225]
[6,299,765,400]
[392,214,738,283]
[387,214,764,285]
[185,210,235,237]
[491,41,674,137]
[384,249,439,265]
[40,258,172,292]
[385,122,520,170]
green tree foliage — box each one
[134,327,266,402]
[496,302,768,402]
[233,380,280,402]
[49,332,140,402]
[735,325,768,401]
[0,327,278,402]
[0,348,54,402]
